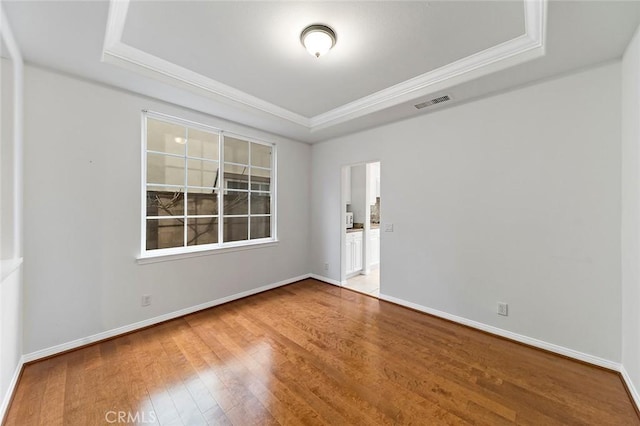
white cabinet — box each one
[354,233,363,271]
[346,235,353,274]
[345,230,363,275]
[370,228,380,266]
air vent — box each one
[414,95,451,110]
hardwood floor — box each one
[5,279,639,425]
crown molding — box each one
[102,0,547,133]
[103,41,311,127]
[309,0,547,131]
[102,0,310,128]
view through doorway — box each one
[342,161,380,297]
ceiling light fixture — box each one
[300,24,336,58]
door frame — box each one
[340,160,381,286]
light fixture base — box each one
[300,24,337,58]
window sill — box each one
[136,240,278,264]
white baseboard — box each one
[23,274,310,363]
[378,293,622,371]
[15,274,640,415]
[621,365,640,413]
[309,273,343,287]
[0,356,25,423]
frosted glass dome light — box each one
[300,25,336,58]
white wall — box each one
[22,65,311,354]
[621,26,640,405]
[349,164,366,224]
[311,63,622,362]
[0,9,24,418]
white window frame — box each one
[138,110,277,262]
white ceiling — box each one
[122,0,524,117]
[3,1,640,143]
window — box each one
[142,111,276,257]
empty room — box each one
[1,0,640,424]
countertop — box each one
[347,224,380,233]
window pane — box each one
[250,167,271,191]
[146,218,184,250]
[187,191,218,216]
[224,163,249,190]
[224,190,248,215]
[250,193,270,215]
[188,129,219,161]
[251,143,271,168]
[250,216,271,240]
[147,186,184,216]
[144,114,276,252]
[147,153,185,186]
[147,118,186,155]
[224,136,249,165]
[187,217,218,246]
[187,159,218,189]
[224,217,248,242]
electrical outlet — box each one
[141,295,152,307]
[324,263,329,271]
[384,223,394,232]
[497,302,508,316]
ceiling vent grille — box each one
[414,95,451,110]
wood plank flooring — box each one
[5,279,639,425]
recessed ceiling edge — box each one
[102,0,547,135]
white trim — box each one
[0,258,22,283]
[0,356,24,423]
[140,112,147,255]
[141,110,277,258]
[102,0,129,58]
[22,274,311,363]
[0,10,25,424]
[309,273,343,287]
[103,17,309,127]
[524,0,547,51]
[309,37,542,131]
[145,109,223,134]
[9,271,640,416]
[1,9,24,259]
[621,365,640,413]
[310,0,547,130]
[377,293,621,371]
[102,0,547,132]
[137,240,279,264]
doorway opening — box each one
[341,161,381,297]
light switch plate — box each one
[497,302,508,316]
[384,223,394,232]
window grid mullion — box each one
[183,126,189,247]
[147,183,184,189]
[219,132,225,244]
[271,144,276,240]
[248,141,252,240]
[142,115,148,255]
[143,112,275,254]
